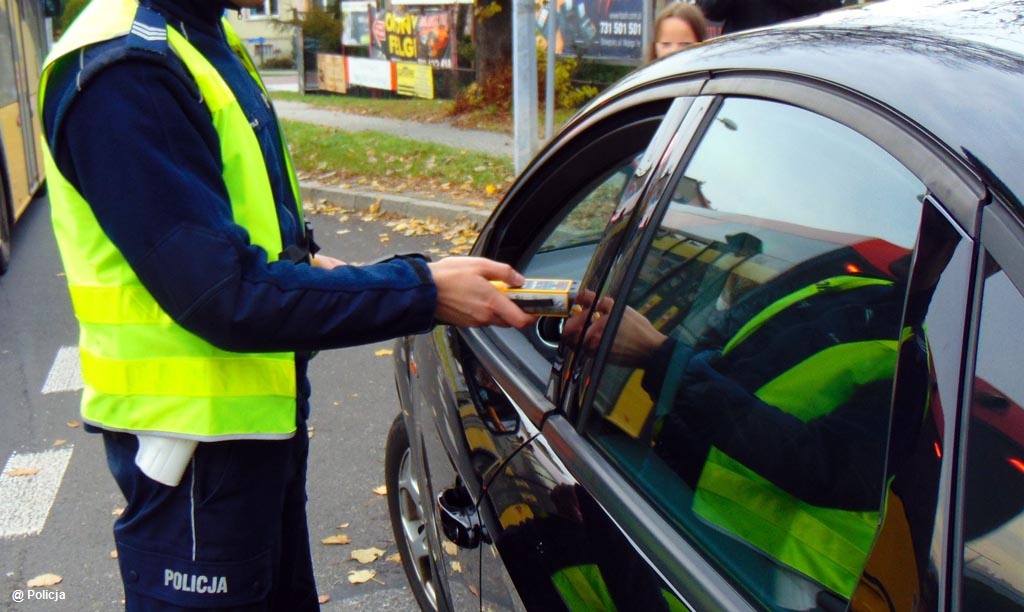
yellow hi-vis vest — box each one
[39,0,304,441]
[692,276,900,599]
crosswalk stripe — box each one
[0,447,74,538]
[41,345,83,394]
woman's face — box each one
[655,16,699,58]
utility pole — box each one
[512,0,538,174]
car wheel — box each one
[385,413,442,611]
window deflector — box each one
[557,97,714,418]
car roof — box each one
[603,0,1024,207]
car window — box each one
[962,254,1024,609]
[535,164,634,254]
[579,97,928,609]
[524,160,636,279]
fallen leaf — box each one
[322,534,351,545]
[336,522,350,529]
[443,541,458,556]
[27,574,62,587]
[347,569,376,584]
[5,467,39,477]
[112,507,125,517]
[66,421,81,428]
[450,561,462,573]
[110,550,119,559]
[318,594,331,604]
[386,553,401,563]
[375,348,393,357]
[373,485,387,496]
[351,547,386,564]
[53,440,67,448]
[469,583,480,596]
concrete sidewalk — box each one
[273,95,511,226]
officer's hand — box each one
[311,253,346,270]
[682,350,752,410]
[428,257,536,329]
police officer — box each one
[39,0,532,608]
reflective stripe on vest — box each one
[693,276,901,598]
[39,0,301,440]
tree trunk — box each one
[474,0,513,103]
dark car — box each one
[385,1,1024,610]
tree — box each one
[474,0,513,94]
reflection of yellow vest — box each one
[693,277,899,598]
[39,0,304,440]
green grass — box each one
[283,119,515,201]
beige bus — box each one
[0,0,48,274]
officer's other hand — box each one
[682,349,750,409]
[428,257,536,329]
[311,253,346,270]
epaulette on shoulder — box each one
[77,4,170,89]
[74,4,196,100]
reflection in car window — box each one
[963,259,1024,609]
[536,162,635,254]
[581,98,927,609]
[683,98,922,248]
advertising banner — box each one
[341,1,373,46]
[537,0,643,61]
[370,8,455,69]
[317,53,348,93]
[396,62,435,99]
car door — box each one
[416,84,704,611]
[545,77,987,611]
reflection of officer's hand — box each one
[561,292,666,367]
[681,350,752,411]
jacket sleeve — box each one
[46,58,437,353]
[643,341,888,510]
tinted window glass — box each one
[579,98,926,609]
[852,205,971,611]
[962,256,1024,610]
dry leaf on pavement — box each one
[5,467,39,477]
[351,547,386,564]
[27,574,63,587]
[347,569,376,584]
[322,534,351,545]
[386,553,401,563]
[318,594,331,604]
[373,485,387,496]
[374,349,393,357]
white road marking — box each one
[41,345,82,394]
[0,447,74,538]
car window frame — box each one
[953,199,1024,609]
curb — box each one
[300,183,494,226]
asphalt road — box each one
[0,193,458,610]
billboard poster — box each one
[537,0,643,61]
[341,1,373,46]
[370,8,455,69]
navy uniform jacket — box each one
[42,0,437,420]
